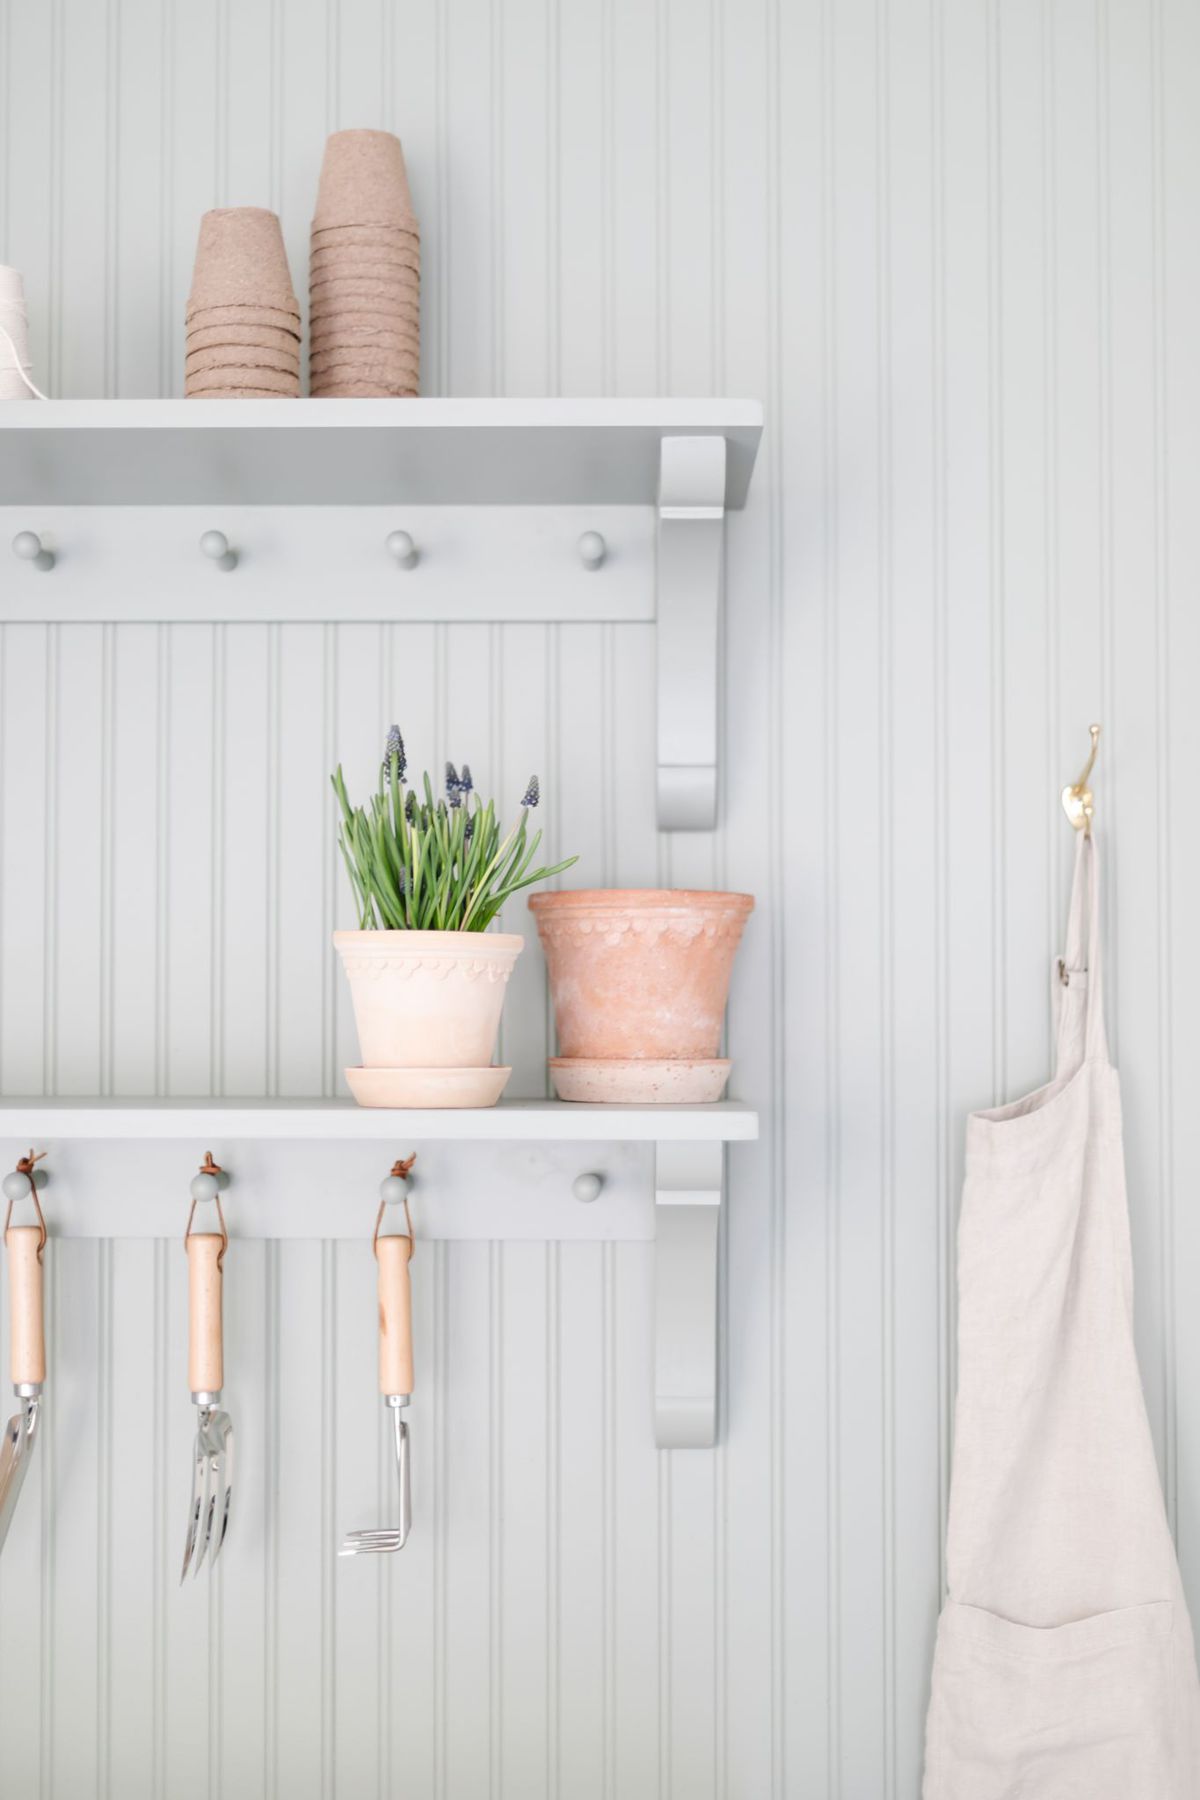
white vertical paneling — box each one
[277,627,329,1097]
[271,1241,329,1797]
[498,625,551,1098]
[500,0,551,396]
[610,1242,659,1800]
[0,629,51,1092]
[498,1242,550,1797]
[1,3,1199,1795]
[164,627,216,1095]
[555,1243,606,1800]
[1103,0,1171,1491]
[220,628,272,1095]
[111,628,163,1092]
[59,0,110,399]
[47,1239,101,1798]
[1163,0,1200,1603]
[442,1241,494,1800]
[883,0,942,1785]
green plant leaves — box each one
[330,751,577,933]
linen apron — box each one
[924,831,1200,1798]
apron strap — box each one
[1054,830,1108,1077]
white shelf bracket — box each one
[654,1139,724,1448]
[656,436,727,831]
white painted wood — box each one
[0,1137,655,1242]
[656,436,726,829]
[654,1141,723,1449]
[0,2,1197,1794]
[0,1098,758,1142]
[0,399,763,507]
[0,505,657,624]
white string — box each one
[0,316,48,400]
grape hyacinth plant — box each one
[333,727,576,932]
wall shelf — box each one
[0,398,762,507]
[0,1095,757,1448]
[0,1096,758,1142]
[0,397,764,829]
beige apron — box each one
[924,831,1200,1798]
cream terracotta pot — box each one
[334,929,523,1107]
[528,889,753,1102]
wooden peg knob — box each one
[386,529,418,570]
[199,530,237,571]
[12,531,55,571]
[577,531,606,570]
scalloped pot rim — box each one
[333,929,524,954]
[528,890,754,914]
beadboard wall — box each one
[2,1,1200,1796]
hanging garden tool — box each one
[0,1151,47,1558]
[180,1152,234,1582]
[340,1155,416,1557]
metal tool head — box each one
[180,1403,234,1582]
[339,1398,411,1557]
[0,1395,39,1558]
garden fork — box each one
[180,1154,234,1581]
[340,1159,414,1557]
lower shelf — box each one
[0,1096,758,1144]
[0,1094,758,1448]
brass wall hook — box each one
[1062,724,1101,835]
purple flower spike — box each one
[381,724,406,781]
[521,775,540,809]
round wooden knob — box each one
[572,1172,604,1204]
[12,531,54,571]
[190,1170,221,1204]
[380,1172,410,1205]
[577,531,606,570]
[199,530,237,571]
[1,1170,33,1203]
[386,529,418,570]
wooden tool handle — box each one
[187,1234,223,1394]
[6,1227,44,1387]
[377,1233,413,1397]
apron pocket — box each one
[927,1599,1175,1800]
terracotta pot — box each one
[334,929,523,1103]
[529,889,754,1061]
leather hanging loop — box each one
[374,1154,416,1260]
[184,1151,230,1270]
[4,1149,48,1261]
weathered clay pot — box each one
[528,889,753,1065]
[334,929,523,1106]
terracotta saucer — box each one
[548,1058,731,1104]
[345,1066,512,1109]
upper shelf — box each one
[0,1097,759,1144]
[0,398,764,509]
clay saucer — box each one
[548,1057,732,1104]
[345,1065,511,1108]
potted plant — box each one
[333,727,576,1107]
[528,888,754,1102]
